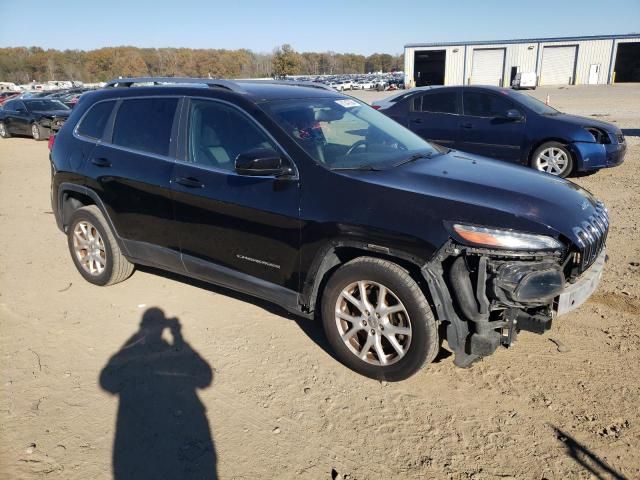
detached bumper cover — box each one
[556,248,605,316]
[571,141,626,171]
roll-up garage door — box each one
[470,49,505,86]
[540,46,577,85]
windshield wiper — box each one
[331,165,381,171]
[393,152,436,167]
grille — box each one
[572,202,608,273]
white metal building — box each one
[404,34,640,88]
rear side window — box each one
[420,91,458,114]
[463,91,513,117]
[77,101,115,140]
[112,98,178,156]
[3,100,16,110]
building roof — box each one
[405,33,640,49]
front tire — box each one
[531,141,573,177]
[321,257,439,381]
[67,205,134,286]
[31,122,47,141]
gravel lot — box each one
[1,84,639,480]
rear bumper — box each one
[571,141,626,171]
[555,248,605,316]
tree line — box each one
[0,45,404,84]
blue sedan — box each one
[372,86,626,177]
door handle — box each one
[91,157,111,167]
[460,123,474,129]
[411,118,423,124]
[174,176,204,188]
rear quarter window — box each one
[77,101,116,140]
[112,98,178,156]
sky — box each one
[1,0,639,55]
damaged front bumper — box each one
[422,242,606,368]
[556,247,605,315]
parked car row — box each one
[285,73,405,91]
[372,85,626,177]
[48,77,611,380]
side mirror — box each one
[235,148,291,177]
[503,109,523,121]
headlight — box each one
[452,224,563,250]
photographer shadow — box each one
[100,307,217,480]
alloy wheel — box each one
[334,280,412,366]
[534,147,570,175]
[0,123,6,137]
[31,124,40,140]
[72,221,107,276]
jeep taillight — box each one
[48,134,55,150]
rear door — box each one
[458,89,525,162]
[171,98,301,291]
[407,89,460,148]
[84,96,182,270]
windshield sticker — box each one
[335,99,360,108]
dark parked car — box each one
[0,98,71,140]
[50,77,608,380]
[372,86,626,177]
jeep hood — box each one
[362,151,602,244]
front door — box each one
[171,98,301,291]
[458,89,525,162]
[9,100,31,134]
[589,64,600,85]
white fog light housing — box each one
[452,224,563,250]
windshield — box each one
[263,97,437,169]
[24,99,69,111]
[507,91,559,115]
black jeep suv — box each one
[50,77,608,380]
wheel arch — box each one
[57,183,129,256]
[300,242,434,315]
[527,137,576,167]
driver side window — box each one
[188,100,278,172]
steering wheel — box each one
[345,140,367,156]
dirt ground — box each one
[1,85,639,480]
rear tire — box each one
[67,205,134,286]
[0,121,10,138]
[321,257,438,381]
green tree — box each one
[272,44,301,77]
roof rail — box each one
[104,77,336,94]
[236,79,335,92]
[103,77,246,93]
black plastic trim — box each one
[181,252,301,314]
